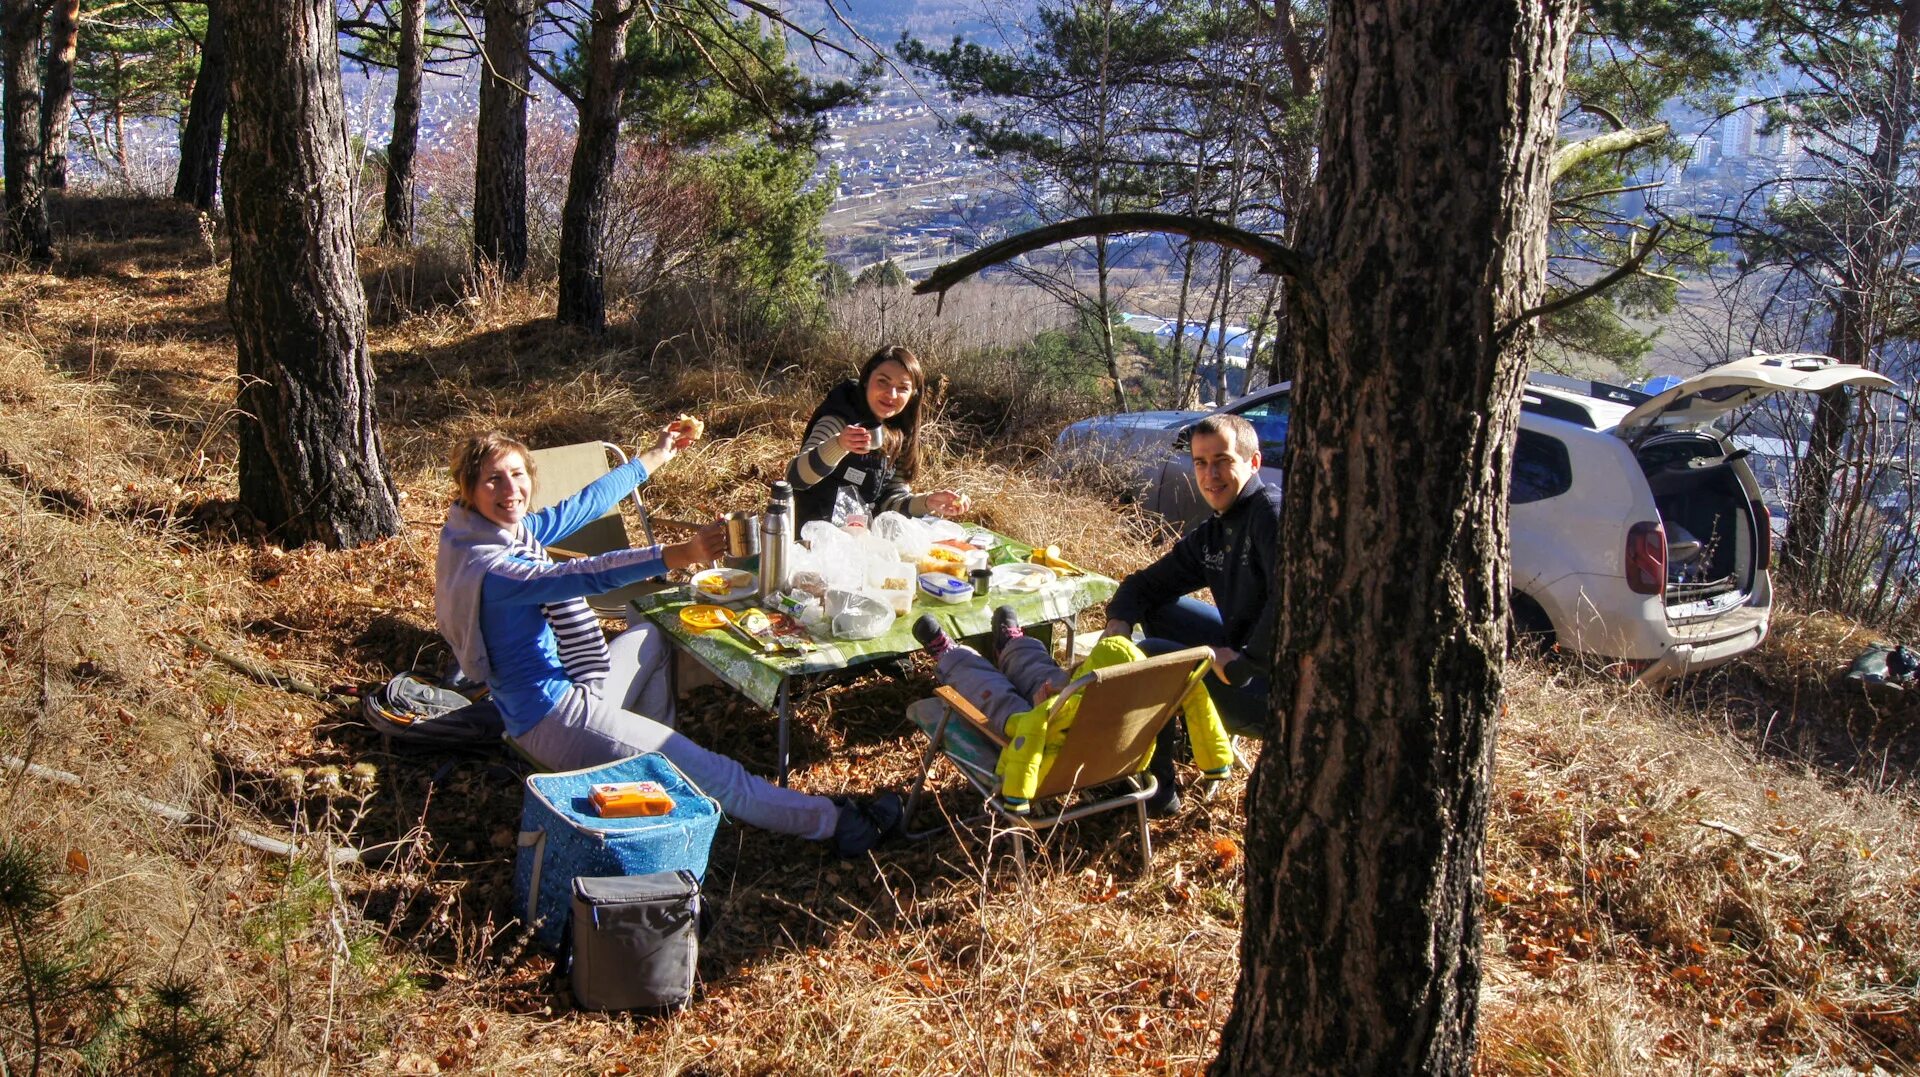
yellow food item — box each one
[917,546,967,577]
[1028,545,1086,576]
[669,414,706,442]
[680,604,729,631]
[698,575,732,595]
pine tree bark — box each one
[557,0,637,330]
[1212,2,1578,1073]
[474,0,533,278]
[41,0,77,189]
[381,0,426,245]
[2,0,52,263]
[174,0,228,211]
[223,0,402,549]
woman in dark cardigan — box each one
[786,345,971,526]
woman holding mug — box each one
[435,424,899,856]
[787,345,971,527]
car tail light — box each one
[1626,521,1666,595]
[1750,499,1772,571]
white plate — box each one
[989,563,1057,594]
[690,567,757,605]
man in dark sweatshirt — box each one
[1103,413,1281,814]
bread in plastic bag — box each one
[872,512,933,560]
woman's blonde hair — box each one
[450,431,533,508]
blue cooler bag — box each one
[514,753,721,949]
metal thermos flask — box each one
[757,481,793,596]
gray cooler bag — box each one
[566,871,702,1011]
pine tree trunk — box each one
[557,0,636,330]
[174,0,228,211]
[474,0,533,278]
[380,0,426,245]
[2,0,52,263]
[41,0,77,190]
[223,0,402,549]
[1211,2,1577,1073]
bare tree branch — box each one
[913,211,1308,301]
[1551,122,1671,182]
[1500,222,1669,336]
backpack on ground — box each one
[562,871,707,1012]
[360,672,505,746]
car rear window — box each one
[1512,430,1571,503]
[1236,398,1291,457]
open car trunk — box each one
[1638,433,1758,618]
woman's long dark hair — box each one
[859,345,925,483]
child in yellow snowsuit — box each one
[913,610,1231,813]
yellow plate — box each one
[680,604,730,632]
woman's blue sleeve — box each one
[524,457,649,547]
[480,544,668,606]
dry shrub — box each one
[1482,659,1920,1072]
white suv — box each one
[1058,353,1893,680]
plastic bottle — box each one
[758,481,793,596]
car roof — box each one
[1220,377,1643,433]
[1520,382,1636,432]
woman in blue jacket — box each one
[434,427,898,856]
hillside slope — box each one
[0,197,1914,1074]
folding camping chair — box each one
[901,645,1213,874]
[526,441,667,618]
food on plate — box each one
[692,567,753,598]
[679,604,730,631]
[990,563,1057,594]
[917,545,967,577]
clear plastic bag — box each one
[872,512,933,560]
[826,588,894,640]
[923,518,966,543]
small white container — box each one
[918,572,973,604]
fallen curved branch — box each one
[179,630,355,706]
[913,212,1308,301]
[3,755,400,868]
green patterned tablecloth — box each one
[635,533,1117,711]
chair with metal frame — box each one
[900,644,1212,874]
[526,441,668,618]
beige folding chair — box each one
[901,645,1212,874]
[526,441,666,618]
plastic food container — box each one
[918,572,974,604]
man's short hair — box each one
[1189,414,1259,460]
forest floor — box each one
[1,195,1917,1075]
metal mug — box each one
[726,512,761,559]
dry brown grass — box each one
[2,194,1917,1074]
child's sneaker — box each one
[989,605,1024,664]
[911,615,953,657]
[1196,765,1232,801]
